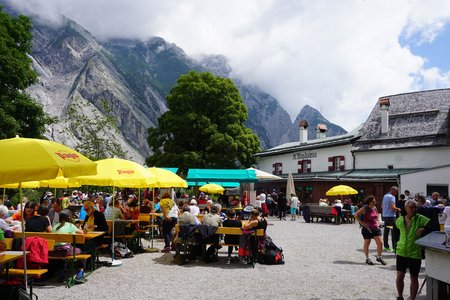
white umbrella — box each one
[247,167,282,180]
[286,172,295,204]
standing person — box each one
[354,195,387,265]
[290,193,299,221]
[277,192,287,221]
[395,200,430,300]
[271,189,278,216]
[259,190,268,215]
[382,186,401,252]
[159,192,179,253]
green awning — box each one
[186,169,257,183]
[187,181,240,188]
[344,169,422,178]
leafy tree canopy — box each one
[0,7,51,138]
[146,71,261,171]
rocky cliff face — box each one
[286,105,347,142]
[9,5,346,162]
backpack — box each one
[113,242,133,258]
[259,236,284,265]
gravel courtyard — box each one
[34,218,427,300]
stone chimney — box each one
[299,120,308,143]
[379,97,390,135]
[316,124,328,139]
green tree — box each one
[68,99,127,160]
[0,7,51,138]
[146,71,261,171]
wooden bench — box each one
[307,205,340,224]
[4,237,50,297]
[174,225,265,266]
[12,232,92,287]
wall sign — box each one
[292,151,317,160]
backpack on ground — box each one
[113,242,133,258]
[259,236,284,265]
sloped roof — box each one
[353,89,450,151]
[255,124,363,157]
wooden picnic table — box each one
[0,251,26,265]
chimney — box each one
[316,124,328,139]
[299,120,308,143]
[379,97,390,135]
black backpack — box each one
[259,236,284,265]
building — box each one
[255,88,450,205]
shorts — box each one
[361,227,382,240]
[290,207,297,215]
[396,255,421,276]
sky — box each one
[7,0,450,132]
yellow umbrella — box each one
[0,136,97,185]
[73,158,156,266]
[199,183,225,194]
[39,176,81,189]
[326,185,358,196]
[75,158,156,188]
[147,167,187,188]
[0,181,40,189]
[0,136,96,291]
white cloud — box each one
[6,0,450,131]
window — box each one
[272,163,283,175]
[297,160,311,173]
[328,156,345,171]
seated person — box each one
[25,206,52,232]
[0,228,6,252]
[178,205,199,225]
[82,201,108,232]
[222,209,242,264]
[7,201,36,223]
[104,199,124,220]
[189,199,200,216]
[202,205,222,227]
[51,210,86,283]
[203,199,213,214]
[140,199,153,214]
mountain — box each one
[285,105,347,143]
[4,3,346,162]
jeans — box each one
[162,217,177,248]
[383,217,398,249]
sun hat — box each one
[190,199,197,205]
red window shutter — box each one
[328,157,334,172]
[306,160,311,173]
[339,156,345,171]
[298,160,303,173]
[272,163,276,175]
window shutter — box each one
[306,160,311,173]
[298,160,303,173]
[339,156,345,171]
[272,163,276,175]
[328,157,334,171]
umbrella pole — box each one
[2,188,5,204]
[110,186,122,266]
[19,184,29,291]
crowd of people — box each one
[355,186,449,300]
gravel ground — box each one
[33,217,427,300]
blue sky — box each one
[404,25,450,73]
[8,0,450,132]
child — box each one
[222,208,242,264]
